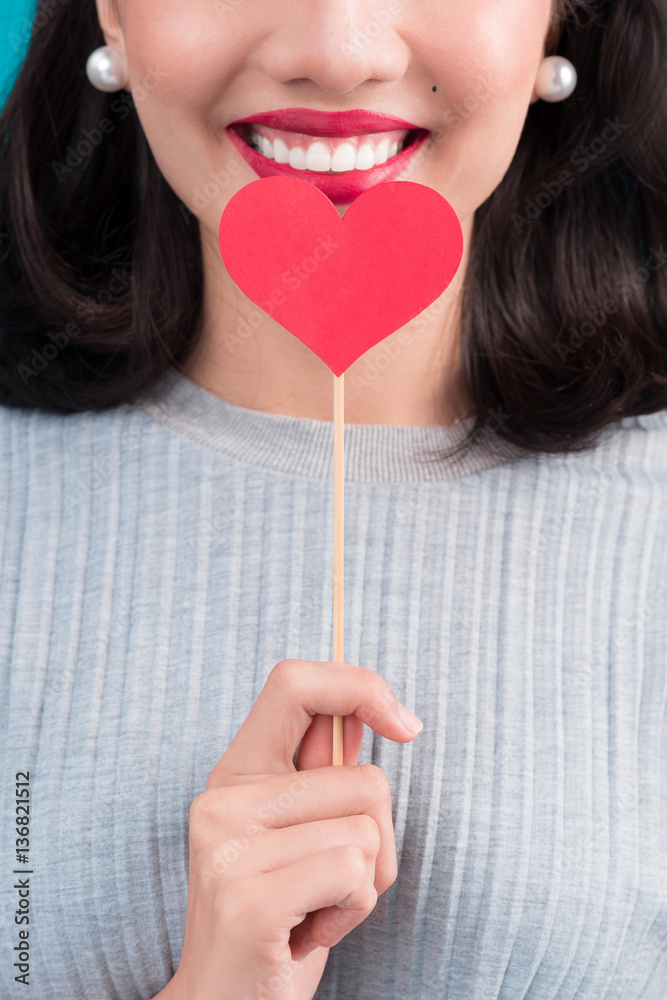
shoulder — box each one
[521,408,667,483]
[0,401,157,506]
[0,398,149,451]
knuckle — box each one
[339,843,368,879]
[357,763,391,799]
[359,883,379,915]
[190,788,220,823]
[269,658,303,691]
[348,813,381,854]
[188,790,211,832]
[188,789,228,844]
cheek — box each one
[427,1,548,115]
[121,1,248,110]
[116,2,258,213]
[416,1,551,215]
[115,3,252,227]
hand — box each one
[165,658,424,1000]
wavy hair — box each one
[0,0,666,458]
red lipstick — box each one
[230,107,423,136]
[225,107,430,204]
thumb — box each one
[294,712,365,770]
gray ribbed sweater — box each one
[0,367,666,999]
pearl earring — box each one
[85,45,128,92]
[534,55,577,102]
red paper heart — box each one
[218,176,463,377]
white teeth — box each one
[288,146,307,170]
[355,143,375,170]
[330,142,357,172]
[247,127,409,172]
[273,136,290,163]
[374,137,390,166]
[305,141,331,172]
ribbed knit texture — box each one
[0,367,666,999]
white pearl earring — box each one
[534,55,577,102]
[85,45,128,92]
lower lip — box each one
[225,125,430,203]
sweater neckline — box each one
[135,367,527,483]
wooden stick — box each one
[332,372,344,766]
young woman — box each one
[1,1,666,998]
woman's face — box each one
[97,0,555,235]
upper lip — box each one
[228,107,425,137]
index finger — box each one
[207,659,420,787]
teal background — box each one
[0,0,37,111]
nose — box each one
[255,0,410,96]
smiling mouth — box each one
[231,122,425,174]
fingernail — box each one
[398,703,424,734]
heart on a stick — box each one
[218,176,464,377]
